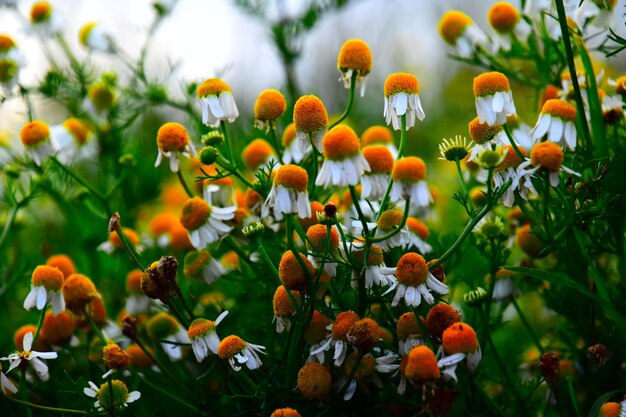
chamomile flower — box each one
[293,95,328,153]
[196,78,239,127]
[306,223,339,277]
[50,118,97,164]
[493,145,528,207]
[349,240,395,290]
[517,141,580,189]
[310,311,360,367]
[253,89,286,132]
[474,72,517,126]
[180,196,236,249]
[154,122,196,172]
[102,343,131,378]
[242,138,279,172]
[78,21,114,53]
[488,2,531,52]
[441,322,482,374]
[273,285,300,333]
[405,217,432,254]
[425,303,462,341]
[438,11,488,58]
[148,212,192,251]
[297,362,332,400]
[0,363,17,395]
[491,268,521,301]
[146,312,189,361]
[337,39,372,97]
[382,253,448,308]
[609,75,626,96]
[83,81,116,123]
[183,250,226,285]
[278,250,316,292]
[40,310,76,346]
[361,125,398,157]
[20,120,57,166]
[438,135,473,162]
[282,123,306,164]
[218,335,266,371]
[62,273,99,316]
[29,2,62,36]
[371,209,409,250]
[531,99,578,150]
[97,228,142,255]
[24,265,65,316]
[361,145,394,200]
[187,311,228,362]
[305,310,333,363]
[264,164,311,220]
[602,94,625,125]
[598,400,626,417]
[575,0,617,28]
[404,345,440,384]
[316,125,369,188]
[1,331,57,382]
[383,73,425,130]
[506,115,533,151]
[397,312,427,356]
[124,270,150,315]
[467,117,508,161]
[83,380,140,412]
[390,157,432,207]
[339,352,399,400]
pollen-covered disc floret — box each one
[466,117,508,161]
[474,72,517,126]
[488,2,531,52]
[390,157,432,207]
[155,122,196,172]
[438,11,488,58]
[217,335,266,371]
[516,141,580,190]
[78,21,113,52]
[425,303,462,340]
[441,322,482,373]
[264,164,311,220]
[598,400,626,417]
[383,73,425,130]
[293,95,328,154]
[381,252,448,308]
[20,120,57,166]
[197,78,239,127]
[187,311,228,362]
[278,250,315,291]
[405,346,440,383]
[337,39,372,97]
[405,217,432,254]
[24,265,65,316]
[531,99,577,150]
[273,286,300,333]
[297,362,332,400]
[316,125,369,188]
[349,240,395,289]
[180,196,236,249]
[397,312,426,356]
[364,209,409,250]
[254,89,286,132]
[361,145,394,200]
[83,379,140,412]
[62,273,99,315]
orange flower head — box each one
[337,39,372,75]
[516,224,544,258]
[197,78,231,98]
[297,362,332,400]
[126,269,143,294]
[41,310,75,346]
[468,117,503,144]
[540,85,561,109]
[20,121,50,147]
[362,145,394,174]
[271,408,302,417]
[188,318,218,340]
[63,118,90,144]
[275,164,308,192]
[348,318,380,353]
[103,343,131,370]
[599,403,621,417]
[306,223,339,253]
[352,241,384,266]
[15,324,48,351]
[180,197,211,231]
[45,255,76,279]
[530,141,563,172]
[273,286,300,316]
[332,311,360,341]
[109,228,140,249]
[125,344,153,368]
[278,250,315,291]
[495,145,526,173]
[384,73,419,97]
[242,139,274,171]
[157,122,189,153]
[362,125,393,146]
[425,303,462,340]
[30,1,52,23]
[0,35,16,53]
[221,251,239,269]
[293,95,328,134]
[488,2,520,33]
[406,217,429,240]
[405,346,440,382]
[439,11,473,45]
[62,273,98,315]
[541,99,577,121]
[473,72,511,97]
[217,335,246,359]
[282,123,297,147]
[442,322,478,354]
[31,265,64,291]
[254,89,286,122]
[377,209,404,232]
[397,312,424,340]
[146,312,179,340]
[395,253,429,286]
[303,310,332,345]
[322,125,360,161]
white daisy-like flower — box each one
[474,72,517,126]
[441,322,482,375]
[196,78,239,127]
[78,21,114,53]
[531,99,578,150]
[575,0,617,28]
[339,352,400,401]
[488,2,532,52]
[281,123,308,164]
[491,269,521,301]
[24,265,65,316]
[217,335,266,371]
[383,73,425,131]
[337,39,372,97]
[507,115,534,152]
[293,95,328,154]
[180,196,236,250]
[84,380,141,412]
[439,10,489,58]
[50,117,98,164]
[0,365,17,395]
[396,312,427,356]
[316,125,369,188]
[183,249,226,286]
[97,228,143,256]
[381,253,448,308]
[601,94,625,124]
[347,240,396,290]
[1,332,58,382]
[19,120,58,166]
[517,141,580,189]
[361,145,394,201]
[404,217,432,255]
[390,157,432,208]
[309,311,360,367]
[29,2,63,37]
[467,116,510,162]
[263,164,311,220]
[154,122,196,172]
[351,208,409,251]
[492,145,527,207]
[187,311,228,363]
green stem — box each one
[84,311,107,343]
[32,306,47,347]
[257,238,280,283]
[220,121,235,166]
[0,204,20,249]
[503,124,526,161]
[368,197,410,243]
[377,114,407,218]
[308,134,320,199]
[114,223,145,270]
[6,396,88,415]
[455,158,475,216]
[177,169,194,198]
[329,71,357,129]
[510,297,543,353]
[133,339,194,397]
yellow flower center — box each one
[614,76,626,95]
[278,250,315,291]
[275,164,308,192]
[30,2,52,23]
[541,99,577,121]
[438,11,473,45]
[103,344,131,369]
[337,39,372,75]
[397,312,424,340]
[180,197,211,231]
[78,22,97,46]
[362,145,394,174]
[31,265,64,290]
[273,285,300,316]
[392,157,427,183]
[395,253,428,286]
[306,224,339,253]
[376,209,403,231]
[406,217,429,240]
[322,125,360,160]
[254,89,286,122]
[332,311,360,341]
[442,322,478,354]
[530,141,563,172]
[293,95,328,134]
[405,346,440,382]
[473,72,510,97]
[20,121,50,147]
[63,118,90,145]
[0,34,16,53]
[157,122,189,153]
[196,78,232,98]
[188,318,216,339]
[468,117,503,144]
[242,139,274,170]
[488,2,520,33]
[217,335,246,359]
[297,362,332,400]
[348,318,379,353]
[361,125,393,146]
[384,73,419,97]
[96,380,130,409]
[88,84,115,111]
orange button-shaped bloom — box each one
[157,122,189,153]
[516,224,544,258]
[41,310,75,346]
[397,312,424,341]
[306,223,339,253]
[20,121,50,147]
[473,72,510,97]
[332,311,360,341]
[395,253,428,286]
[274,164,308,191]
[62,273,98,314]
[103,343,131,369]
[599,403,622,417]
[468,117,503,144]
[282,122,297,147]
[337,39,372,75]
[405,346,440,382]
[126,269,143,294]
[196,78,231,98]
[217,335,246,359]
[488,2,520,33]
[297,362,332,400]
[425,303,462,340]
[242,139,274,171]
[30,1,52,23]
[495,145,526,172]
[530,141,563,172]
[188,318,218,339]
[406,217,429,240]
[180,197,211,231]
[271,408,302,417]
[109,228,140,249]
[361,125,393,146]
[541,99,577,121]
[392,157,427,183]
[254,89,286,122]
[0,35,16,54]
[348,318,380,353]
[439,11,472,45]
[377,209,404,231]
[322,125,360,161]
[297,201,323,232]
[442,322,478,354]
[293,95,328,134]
[63,118,90,144]
[273,285,300,316]
[278,250,315,291]
[384,73,419,97]
[362,145,394,174]
[31,265,64,290]
[351,240,384,266]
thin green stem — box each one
[113,223,145,270]
[6,396,88,415]
[84,311,107,343]
[32,306,47,347]
[308,134,320,199]
[329,71,357,129]
[220,121,235,165]
[503,124,526,161]
[133,338,194,397]
[377,114,407,218]
[368,197,410,244]
[257,238,280,283]
[177,169,194,198]
[510,297,543,353]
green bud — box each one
[3,164,20,179]
[464,287,487,307]
[118,153,136,167]
[146,84,168,103]
[241,221,265,237]
[201,131,224,147]
[476,149,505,169]
[199,146,218,165]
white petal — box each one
[127,391,141,403]
[23,332,34,352]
